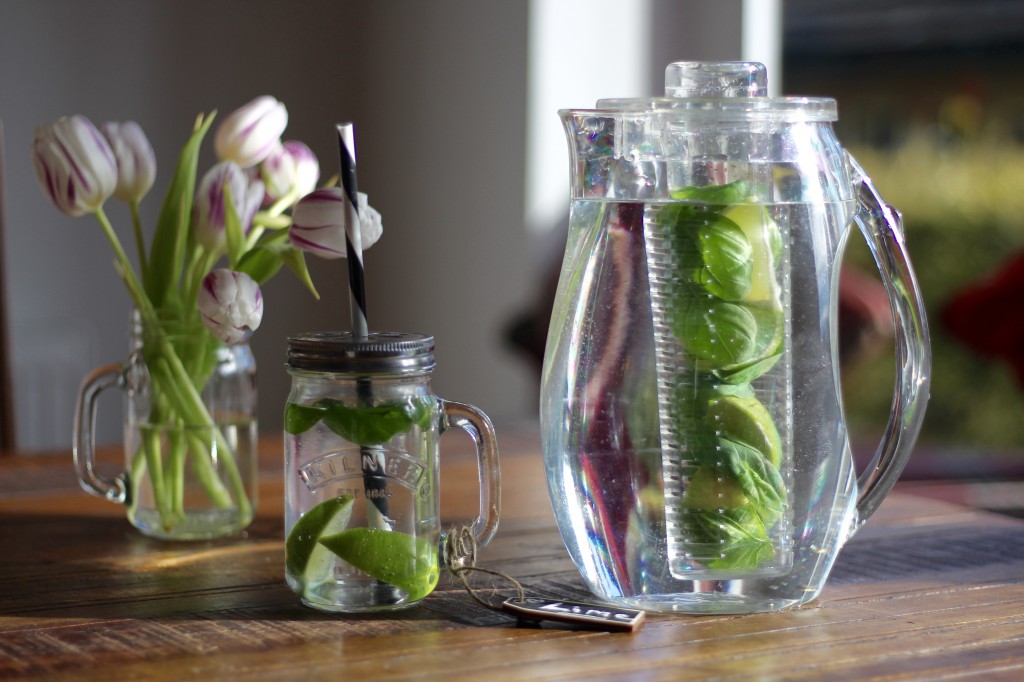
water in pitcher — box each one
[542,191,859,612]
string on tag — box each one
[442,524,525,609]
[441,524,646,632]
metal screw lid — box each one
[286,331,436,374]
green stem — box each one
[247,185,300,250]
[150,355,233,509]
[151,405,187,529]
[130,202,148,280]
[94,206,252,524]
[141,425,173,528]
[182,248,219,325]
[128,444,146,517]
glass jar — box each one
[74,313,258,540]
[283,331,500,612]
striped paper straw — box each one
[337,123,368,339]
[336,123,390,528]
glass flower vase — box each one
[74,313,258,540]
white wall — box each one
[0,0,758,450]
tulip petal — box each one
[32,115,118,217]
[194,161,263,251]
[198,269,264,344]
[290,187,384,260]
[101,121,157,203]
[215,96,288,168]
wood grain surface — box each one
[2,432,1023,681]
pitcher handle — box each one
[847,153,932,526]
[72,363,128,504]
[440,400,501,549]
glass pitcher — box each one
[541,62,931,613]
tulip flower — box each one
[214,95,288,168]
[100,121,157,204]
[290,187,383,260]
[194,161,265,251]
[32,115,118,217]
[198,269,264,344]
[260,140,320,202]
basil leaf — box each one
[407,396,435,430]
[697,214,753,301]
[659,208,753,301]
[318,400,412,446]
[311,397,435,446]
[678,505,775,570]
[718,437,786,525]
[715,352,782,385]
[284,402,328,435]
[670,180,749,206]
[674,298,757,368]
[715,303,783,383]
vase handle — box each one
[73,363,128,504]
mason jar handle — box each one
[72,363,128,504]
[440,400,501,548]
[847,153,932,527]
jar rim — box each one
[286,331,436,374]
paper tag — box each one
[502,597,645,633]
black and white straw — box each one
[337,122,368,339]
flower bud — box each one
[100,121,157,204]
[290,187,383,260]
[260,140,319,202]
[214,95,288,168]
[32,115,118,217]
[194,161,265,251]
[197,269,264,344]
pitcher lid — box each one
[567,61,837,122]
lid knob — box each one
[665,62,767,98]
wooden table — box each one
[2,431,1024,681]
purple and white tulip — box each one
[193,161,265,251]
[100,121,157,204]
[197,269,264,344]
[32,115,118,217]
[260,140,319,202]
[290,187,383,260]
[214,96,288,169]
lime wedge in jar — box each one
[286,494,355,595]
[318,528,439,602]
[714,204,785,384]
[706,393,783,468]
[722,203,782,307]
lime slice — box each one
[286,495,355,592]
[318,528,439,602]
[705,394,783,468]
[722,203,781,306]
[682,466,749,510]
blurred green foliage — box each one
[842,132,1024,450]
